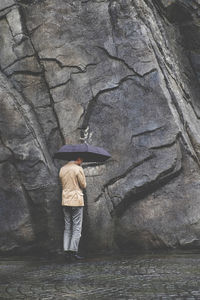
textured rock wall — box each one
[1,0,200,254]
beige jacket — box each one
[59,161,86,206]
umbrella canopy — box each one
[53,143,111,162]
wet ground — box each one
[1,252,200,299]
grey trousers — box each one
[63,206,83,252]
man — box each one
[59,157,86,261]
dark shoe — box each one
[64,251,72,261]
[74,254,84,260]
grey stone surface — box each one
[1,253,200,299]
[0,0,15,11]
[1,0,200,254]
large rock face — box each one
[1,0,200,254]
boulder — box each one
[1,0,200,254]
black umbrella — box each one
[53,143,111,162]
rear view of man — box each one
[59,157,86,261]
